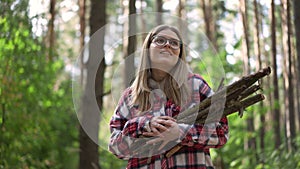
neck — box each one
[151,69,167,82]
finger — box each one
[151,122,166,133]
[142,132,156,137]
[159,116,176,122]
[159,120,176,127]
[155,123,168,132]
[151,125,161,134]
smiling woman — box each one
[108,25,229,169]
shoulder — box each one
[118,87,133,104]
[188,73,212,97]
[188,73,210,87]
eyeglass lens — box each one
[153,36,180,49]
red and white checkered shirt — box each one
[109,73,229,169]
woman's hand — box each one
[143,116,181,150]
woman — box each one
[109,25,229,169]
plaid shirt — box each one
[109,73,229,169]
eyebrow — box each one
[154,35,180,41]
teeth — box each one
[161,51,170,55]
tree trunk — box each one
[293,0,300,132]
[79,0,86,86]
[123,0,136,88]
[47,0,56,61]
[281,0,296,151]
[280,0,290,151]
[79,0,106,168]
[79,0,86,50]
[156,0,163,25]
[271,0,281,149]
[140,0,147,41]
[240,0,257,163]
[200,0,218,50]
[253,0,265,162]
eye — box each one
[154,37,166,45]
[170,40,180,47]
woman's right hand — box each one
[143,116,181,150]
[144,116,177,136]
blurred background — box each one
[1,0,300,168]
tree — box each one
[240,0,257,163]
[271,0,281,149]
[46,0,56,61]
[78,0,86,86]
[293,0,300,132]
[79,0,107,168]
[253,0,265,160]
[281,0,296,151]
[200,0,218,50]
[156,0,163,24]
[124,0,137,87]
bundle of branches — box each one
[131,67,272,158]
[165,66,272,157]
[176,66,271,125]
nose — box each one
[163,40,171,48]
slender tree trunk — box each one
[200,0,218,50]
[253,0,265,163]
[79,0,106,168]
[47,0,56,61]
[271,0,281,149]
[156,0,163,25]
[293,0,300,132]
[280,0,290,151]
[124,0,136,87]
[240,0,257,163]
[79,0,86,86]
[122,0,136,88]
[79,0,86,50]
[178,0,188,48]
[140,0,147,41]
[285,0,296,150]
[259,2,273,143]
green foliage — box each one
[99,148,127,169]
[0,1,78,168]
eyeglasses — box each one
[151,36,181,50]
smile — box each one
[160,51,171,55]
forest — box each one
[1,0,300,168]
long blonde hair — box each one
[131,25,190,112]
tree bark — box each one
[253,0,265,160]
[124,0,136,88]
[271,0,281,149]
[156,0,163,25]
[281,0,296,151]
[293,0,300,133]
[122,0,136,88]
[200,0,218,50]
[78,0,86,86]
[79,0,106,168]
[47,0,56,61]
[240,0,257,162]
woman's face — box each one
[149,29,181,72]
